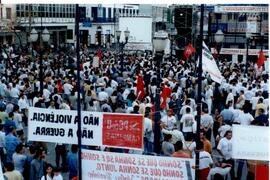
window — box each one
[228,13,233,20]
[67,29,73,39]
[6,8,11,19]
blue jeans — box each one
[143,137,153,154]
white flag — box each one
[202,41,224,84]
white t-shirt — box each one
[217,137,232,160]
[235,113,254,125]
[98,91,109,101]
[201,114,214,128]
[195,151,213,169]
[63,83,73,95]
[161,115,176,130]
[10,87,20,98]
[180,113,195,133]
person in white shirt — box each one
[205,86,213,114]
[10,83,20,103]
[52,167,63,180]
[193,141,213,180]
[217,130,235,179]
[235,108,254,125]
[161,109,177,131]
[180,107,195,141]
[201,108,214,141]
[143,113,153,154]
[226,89,234,107]
[98,87,109,102]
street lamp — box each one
[214,29,224,60]
[124,28,130,43]
[97,26,102,47]
[245,32,252,73]
[120,28,130,75]
[30,27,50,94]
[152,30,168,154]
[115,30,121,51]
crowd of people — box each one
[0,43,269,180]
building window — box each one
[228,13,233,20]
[6,8,11,19]
[67,30,73,39]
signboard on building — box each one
[28,107,143,149]
[82,149,194,180]
[218,48,269,56]
[214,6,268,13]
[232,125,269,161]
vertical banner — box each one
[103,114,144,149]
[232,125,269,161]
[82,149,194,180]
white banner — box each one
[28,107,103,146]
[202,42,223,84]
[28,107,144,149]
[82,149,194,180]
[232,125,269,161]
[214,6,268,13]
[213,48,269,56]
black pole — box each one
[170,37,173,62]
[195,4,204,180]
[75,4,82,180]
[39,16,43,94]
[260,12,263,51]
[154,52,162,154]
[245,38,249,74]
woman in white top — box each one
[41,163,53,180]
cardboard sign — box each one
[232,125,269,161]
[82,149,194,180]
[28,107,143,149]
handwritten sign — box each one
[103,114,144,149]
[232,125,269,161]
[28,107,143,149]
[82,149,194,180]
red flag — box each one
[213,46,218,60]
[160,85,172,109]
[183,43,196,60]
[257,50,266,68]
[97,48,102,65]
[136,73,145,100]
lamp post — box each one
[30,27,50,94]
[115,30,121,52]
[214,29,224,61]
[121,28,130,74]
[97,26,102,47]
[245,32,252,74]
[169,28,177,62]
[152,30,168,154]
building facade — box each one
[0,3,16,44]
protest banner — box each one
[232,125,269,161]
[202,41,223,84]
[28,107,143,149]
[82,149,194,180]
[103,113,144,149]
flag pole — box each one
[195,4,204,180]
[75,4,82,180]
